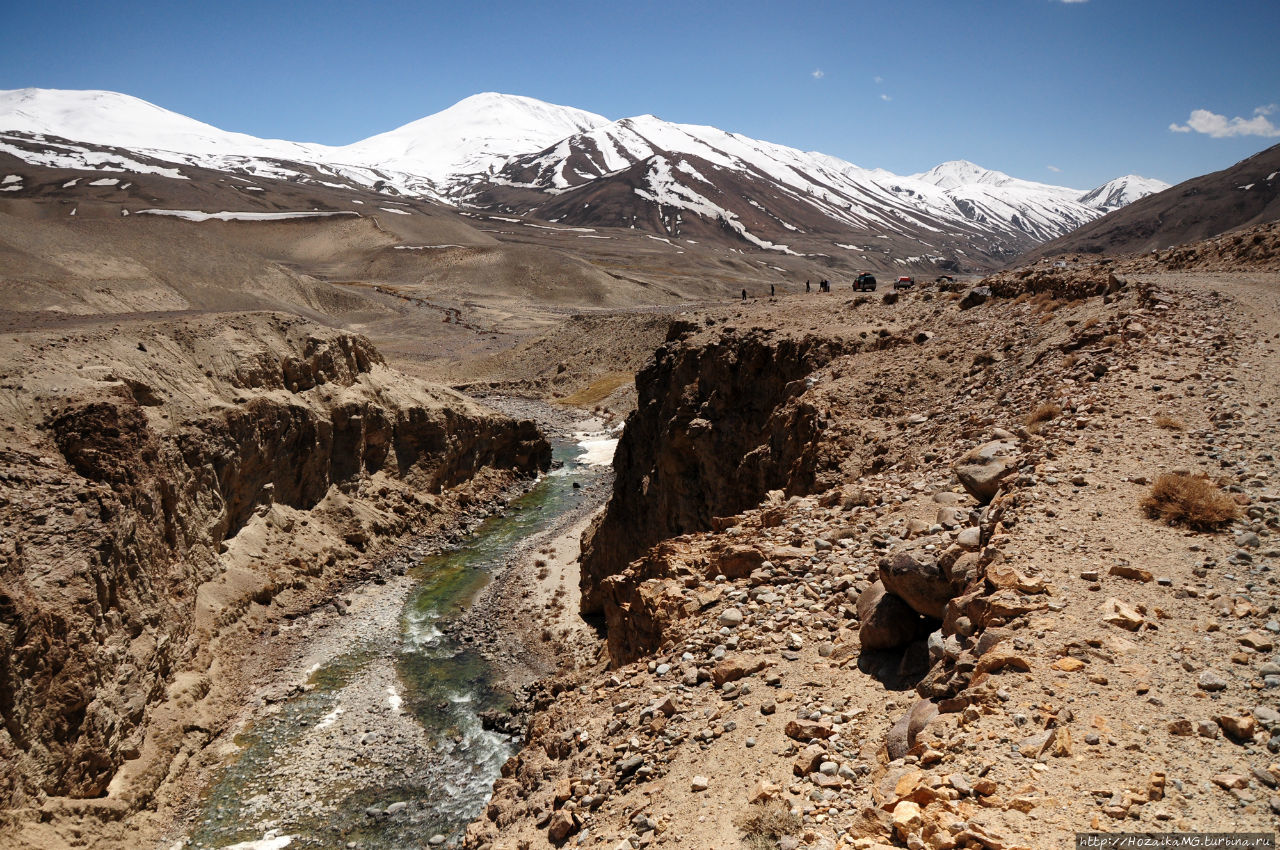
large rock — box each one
[952,440,1018,504]
[879,553,966,619]
[857,580,922,650]
[886,699,940,760]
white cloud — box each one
[1047,165,1062,173]
[880,94,891,102]
[1169,105,1280,138]
[873,75,884,84]
[811,69,825,80]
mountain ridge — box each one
[0,86,1168,270]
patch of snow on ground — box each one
[62,178,79,187]
[2,175,20,184]
[0,185,19,192]
[379,207,411,215]
[137,209,358,222]
[387,687,402,712]
[1239,184,1255,191]
[0,138,187,178]
[89,178,119,186]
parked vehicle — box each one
[894,276,915,289]
[854,273,877,291]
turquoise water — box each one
[185,441,601,849]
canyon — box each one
[0,91,1278,850]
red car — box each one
[895,276,915,289]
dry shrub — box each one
[736,799,801,850]
[1141,473,1239,531]
[1026,402,1062,429]
[1081,316,1100,329]
[1154,414,1185,431]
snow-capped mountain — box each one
[336,92,609,184]
[463,118,1125,258]
[0,87,1166,267]
[1078,174,1172,213]
[0,88,332,162]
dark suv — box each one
[854,273,877,292]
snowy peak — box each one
[337,92,610,183]
[912,160,1016,190]
[0,87,331,161]
[1078,174,1171,212]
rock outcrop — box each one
[578,329,855,614]
[0,313,548,810]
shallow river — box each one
[181,435,612,850]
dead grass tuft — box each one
[1141,473,1239,531]
[1154,414,1185,431]
[555,372,632,407]
[736,799,802,850]
[1026,402,1062,426]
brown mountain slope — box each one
[1019,142,1280,262]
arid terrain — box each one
[453,235,1280,849]
[1,126,1279,850]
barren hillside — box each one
[463,268,1280,850]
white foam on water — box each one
[315,706,342,730]
[222,833,295,850]
[574,433,618,466]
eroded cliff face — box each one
[576,322,935,615]
[577,327,852,613]
[0,313,548,811]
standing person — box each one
[770,284,775,297]
[806,280,811,293]
[741,289,747,301]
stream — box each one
[179,433,613,850]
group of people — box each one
[739,278,833,300]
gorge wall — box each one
[0,313,549,813]
[577,325,856,614]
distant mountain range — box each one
[0,87,1171,270]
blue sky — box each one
[3,0,1277,189]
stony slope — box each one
[464,270,1280,850]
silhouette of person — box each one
[741,289,747,301]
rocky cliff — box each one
[0,312,548,813]
[577,327,853,614]
[577,318,941,615]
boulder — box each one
[857,580,922,650]
[886,698,940,760]
[958,286,992,310]
[952,440,1018,504]
[879,552,964,619]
